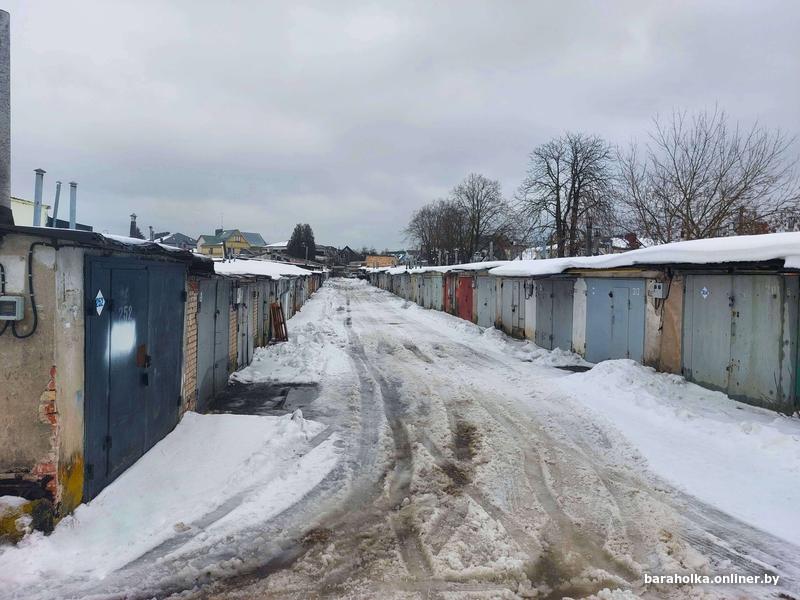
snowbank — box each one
[0,411,339,585]
[490,231,800,277]
[214,259,313,279]
[558,360,800,546]
[231,282,351,384]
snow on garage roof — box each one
[214,259,313,279]
[489,231,800,277]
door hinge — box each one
[181,290,188,302]
[102,435,112,450]
[177,396,182,408]
[86,464,94,480]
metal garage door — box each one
[196,279,217,411]
[84,257,186,500]
[535,281,554,348]
[213,279,231,394]
[552,280,574,350]
[585,278,645,363]
[476,276,495,327]
[683,274,796,407]
[456,275,474,322]
[682,275,732,392]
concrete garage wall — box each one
[0,234,87,513]
[0,236,58,484]
[53,247,88,513]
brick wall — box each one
[181,278,199,414]
[33,365,59,502]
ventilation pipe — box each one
[0,10,11,226]
[51,180,62,227]
[68,182,77,229]
[32,168,45,226]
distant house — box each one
[365,254,398,268]
[157,232,197,250]
[338,245,362,265]
[11,196,49,226]
[196,229,267,257]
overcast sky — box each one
[5,0,800,248]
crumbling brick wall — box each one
[181,278,199,414]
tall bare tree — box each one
[404,198,469,264]
[516,133,614,257]
[617,108,800,243]
[451,173,509,259]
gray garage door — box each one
[84,257,186,500]
[585,278,645,363]
[683,274,796,408]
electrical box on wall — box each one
[648,281,666,299]
[0,295,24,320]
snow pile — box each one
[490,231,800,277]
[479,327,588,368]
[558,359,800,546]
[0,411,340,585]
[214,259,313,279]
[231,285,351,384]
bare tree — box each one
[451,173,509,259]
[617,108,800,243]
[404,198,469,265]
[516,133,614,257]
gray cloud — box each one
[5,0,800,247]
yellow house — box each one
[196,229,264,257]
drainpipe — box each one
[33,168,45,226]
[68,182,77,229]
[51,180,61,227]
[0,10,10,226]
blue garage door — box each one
[585,278,645,363]
[84,257,186,500]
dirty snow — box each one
[558,359,800,547]
[0,411,339,591]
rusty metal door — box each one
[456,275,473,321]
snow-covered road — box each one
[202,279,800,599]
[2,278,798,599]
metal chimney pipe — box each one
[0,10,11,226]
[68,181,77,229]
[51,180,62,227]
[33,168,45,226]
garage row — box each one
[0,225,326,520]
[367,233,800,418]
